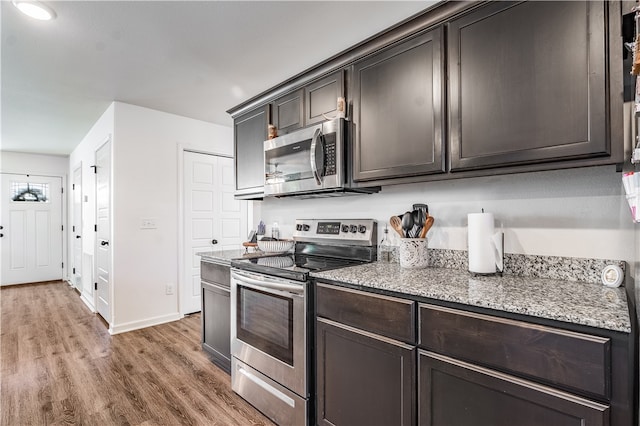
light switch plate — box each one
[140,217,157,229]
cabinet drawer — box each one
[316,283,416,344]
[200,260,230,287]
[418,304,610,399]
[418,350,609,426]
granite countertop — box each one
[311,262,631,333]
[197,249,268,265]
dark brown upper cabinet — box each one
[271,89,304,135]
[448,1,608,172]
[352,27,446,182]
[234,104,270,199]
[305,70,345,125]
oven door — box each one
[230,269,307,397]
[264,118,344,196]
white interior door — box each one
[95,140,111,323]
[182,151,247,314]
[72,166,83,290]
[1,173,63,286]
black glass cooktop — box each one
[231,253,363,282]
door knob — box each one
[100,241,109,246]
[0,226,3,230]
[76,235,81,239]
[211,239,218,244]
[0,233,3,238]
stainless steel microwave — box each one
[263,118,379,198]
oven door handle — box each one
[231,271,304,295]
[310,128,324,185]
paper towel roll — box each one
[468,212,497,274]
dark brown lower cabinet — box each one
[201,280,231,374]
[316,317,416,426]
[418,350,609,426]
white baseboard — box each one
[80,293,96,312]
[109,312,183,335]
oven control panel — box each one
[293,219,377,246]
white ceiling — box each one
[2,0,436,156]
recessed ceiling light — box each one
[12,1,57,21]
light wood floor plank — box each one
[1,281,274,426]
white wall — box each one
[1,151,69,176]
[255,165,635,263]
[68,101,233,334]
[68,103,115,309]
[110,102,232,333]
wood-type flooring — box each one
[0,280,275,426]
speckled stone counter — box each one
[311,262,631,333]
[197,249,267,265]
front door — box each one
[0,173,63,286]
[95,140,111,323]
[72,165,83,290]
[182,151,247,314]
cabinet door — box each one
[272,89,304,135]
[449,1,607,171]
[418,350,608,426]
[353,28,445,182]
[316,317,415,426]
[234,105,269,198]
[201,281,231,373]
[305,70,345,125]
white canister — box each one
[399,238,428,269]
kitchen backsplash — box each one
[254,165,635,263]
[426,248,626,285]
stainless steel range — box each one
[230,219,377,426]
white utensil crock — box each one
[399,238,428,269]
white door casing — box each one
[72,166,83,290]
[95,140,111,323]
[1,173,63,286]
[182,151,247,314]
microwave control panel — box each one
[324,133,337,176]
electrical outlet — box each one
[165,283,174,295]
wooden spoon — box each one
[419,215,435,238]
[389,216,405,238]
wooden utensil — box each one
[419,215,435,238]
[389,216,405,238]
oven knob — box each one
[296,224,303,231]
[349,225,357,233]
[341,224,349,233]
[358,225,367,233]
[303,224,310,232]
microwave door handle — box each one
[310,128,324,185]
